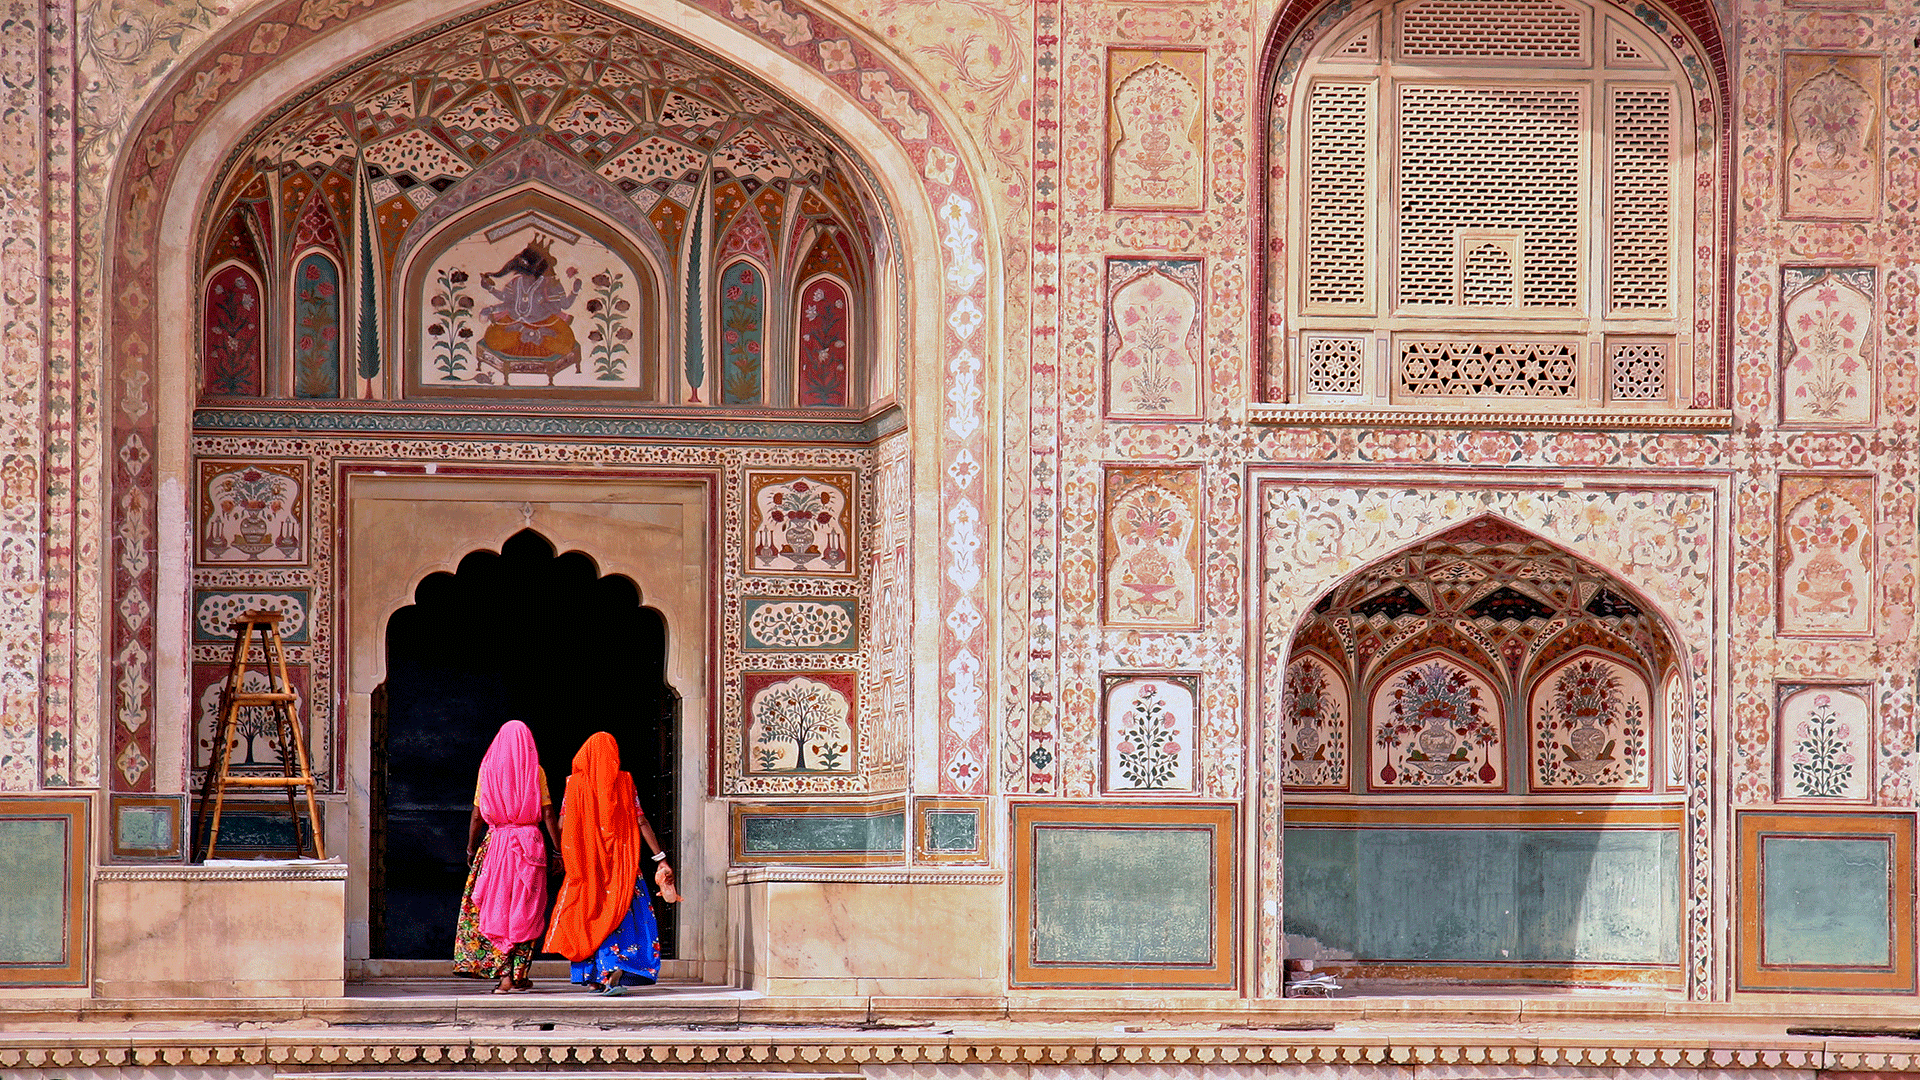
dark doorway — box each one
[371,529,678,961]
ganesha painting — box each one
[416,219,650,393]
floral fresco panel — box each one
[196,460,308,566]
[743,671,856,774]
[1783,53,1882,221]
[1781,267,1873,426]
[202,264,264,397]
[1103,466,1202,628]
[746,471,855,576]
[291,252,342,399]
[1528,651,1654,791]
[1106,259,1202,419]
[1778,474,1873,636]
[719,260,765,404]
[1283,651,1350,790]
[1101,673,1198,793]
[1369,653,1506,791]
[1107,49,1204,210]
[1777,683,1872,801]
[797,276,850,407]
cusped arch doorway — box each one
[371,529,678,962]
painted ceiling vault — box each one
[1294,516,1680,700]
[211,0,879,319]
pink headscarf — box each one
[472,720,547,951]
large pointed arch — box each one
[102,0,998,801]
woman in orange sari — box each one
[545,732,678,995]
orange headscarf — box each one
[542,732,640,961]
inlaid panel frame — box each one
[1011,801,1236,988]
[1736,810,1915,993]
[0,795,90,986]
[913,796,989,865]
[1773,680,1875,804]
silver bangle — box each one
[651,852,668,862]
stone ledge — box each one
[727,866,1005,885]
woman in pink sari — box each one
[453,720,561,992]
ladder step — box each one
[228,692,297,705]
[217,776,320,788]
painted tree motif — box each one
[747,674,853,773]
[584,268,633,381]
[797,277,849,406]
[1108,266,1200,417]
[1105,678,1195,791]
[720,261,765,404]
[1782,268,1873,425]
[292,252,342,398]
[1790,693,1856,798]
[426,267,477,380]
[1778,685,1871,800]
[202,265,264,396]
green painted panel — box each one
[1762,836,1892,967]
[117,806,175,851]
[1284,826,1679,964]
[1032,826,1213,965]
[925,809,980,852]
[0,819,69,964]
[741,811,905,854]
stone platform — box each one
[7,983,1920,1076]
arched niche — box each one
[398,187,668,399]
[1270,510,1699,993]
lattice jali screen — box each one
[1607,86,1674,312]
[1395,85,1583,309]
[1305,82,1373,307]
[1396,338,1579,398]
[1305,333,1367,395]
[1608,339,1669,401]
[1398,0,1585,61]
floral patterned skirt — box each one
[452,831,538,981]
[570,874,660,988]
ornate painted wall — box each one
[0,0,1915,1003]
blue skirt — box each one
[569,874,661,987]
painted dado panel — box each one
[1011,802,1235,988]
[1737,811,1916,993]
[1284,804,1683,985]
[0,797,89,986]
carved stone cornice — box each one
[1249,404,1736,431]
[97,861,349,883]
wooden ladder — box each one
[194,610,327,861]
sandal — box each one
[512,978,533,991]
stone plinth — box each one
[94,861,348,998]
[727,867,1005,996]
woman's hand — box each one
[654,861,680,903]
